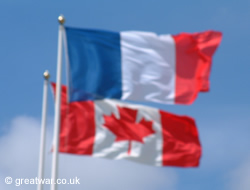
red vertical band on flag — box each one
[51,83,96,155]
[173,31,222,104]
[160,111,201,167]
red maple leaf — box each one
[103,106,155,154]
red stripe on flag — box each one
[173,31,222,104]
[160,111,201,167]
[51,83,96,155]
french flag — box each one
[53,84,201,167]
[65,27,222,104]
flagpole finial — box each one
[58,15,65,25]
[43,70,50,80]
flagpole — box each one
[51,15,65,190]
[37,70,50,190]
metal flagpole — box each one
[37,70,50,190]
[51,15,65,190]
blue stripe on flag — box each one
[65,27,122,102]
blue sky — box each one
[0,0,250,189]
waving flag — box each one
[52,83,201,167]
[65,27,222,104]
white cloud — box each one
[0,116,50,190]
[197,114,250,171]
[0,116,178,190]
[227,156,250,190]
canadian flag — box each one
[52,84,201,167]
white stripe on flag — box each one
[93,99,163,166]
[120,31,176,104]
